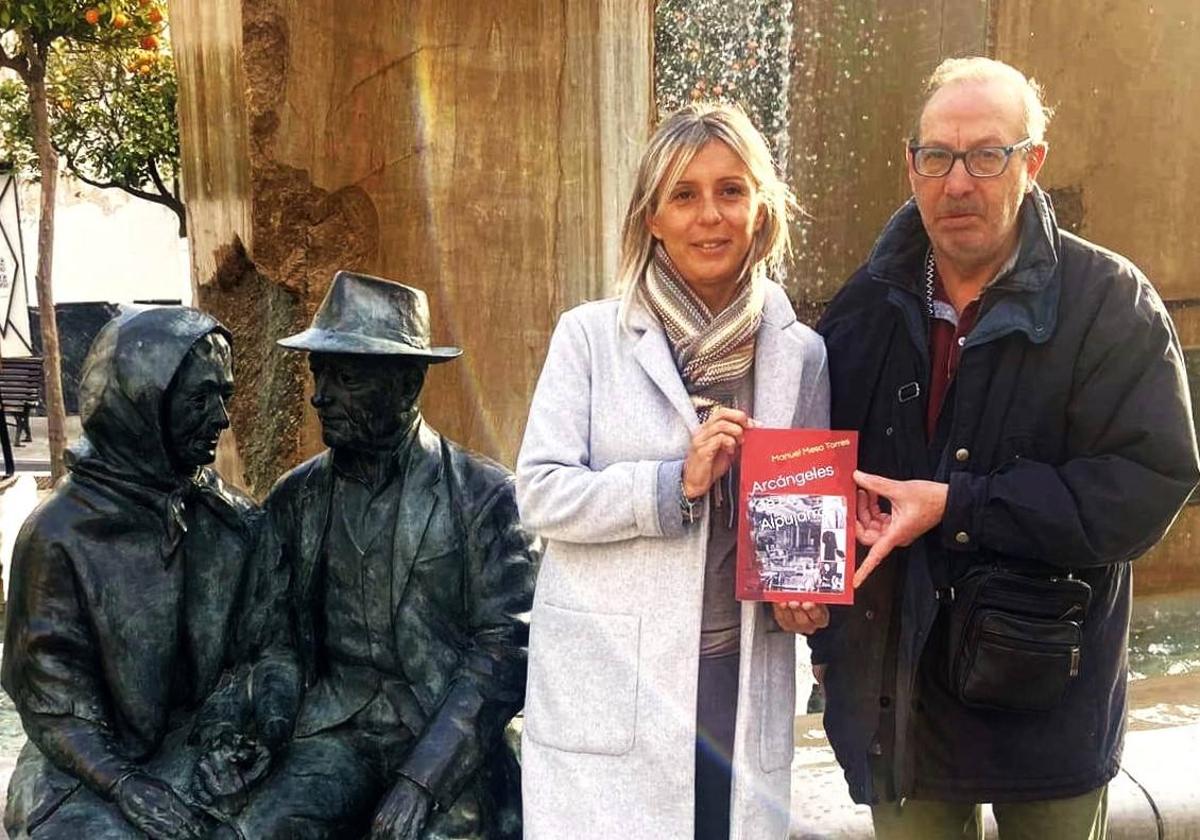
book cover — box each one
[736,428,858,604]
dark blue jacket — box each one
[813,188,1199,804]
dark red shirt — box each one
[926,272,981,440]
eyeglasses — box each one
[907,138,1034,178]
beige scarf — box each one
[641,243,764,422]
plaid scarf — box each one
[641,243,764,422]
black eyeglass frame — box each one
[907,137,1036,178]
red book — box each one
[736,428,858,604]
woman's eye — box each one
[671,189,694,202]
[722,184,747,197]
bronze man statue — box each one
[3,307,259,839]
[227,271,538,839]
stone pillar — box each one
[169,0,653,495]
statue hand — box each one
[369,776,433,840]
[192,732,272,814]
[113,772,208,840]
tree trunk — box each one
[25,44,68,482]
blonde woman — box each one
[517,103,830,840]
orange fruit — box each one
[148,7,164,23]
[112,12,130,28]
[84,8,101,25]
[140,34,158,50]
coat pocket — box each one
[525,602,641,755]
[758,629,796,773]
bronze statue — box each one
[223,271,538,839]
[2,307,258,839]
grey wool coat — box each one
[516,281,830,840]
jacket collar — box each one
[867,185,1062,346]
[295,417,444,603]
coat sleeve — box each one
[0,521,137,796]
[942,270,1200,568]
[795,334,831,430]
[397,478,539,809]
[517,309,687,543]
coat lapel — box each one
[390,422,442,615]
[297,450,334,603]
[628,305,700,429]
[753,285,804,429]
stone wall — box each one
[169,0,653,495]
[785,0,1200,592]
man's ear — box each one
[1025,142,1049,191]
[397,363,427,411]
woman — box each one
[2,307,260,838]
[517,103,830,840]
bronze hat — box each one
[277,271,462,362]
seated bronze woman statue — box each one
[3,306,262,839]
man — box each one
[228,271,538,839]
[814,57,1199,839]
[3,307,259,838]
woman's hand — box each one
[682,407,753,499]
[772,601,830,635]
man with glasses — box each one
[811,57,1198,839]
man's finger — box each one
[853,532,897,588]
[856,489,873,528]
[800,602,830,629]
[854,470,898,499]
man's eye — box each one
[971,148,1005,163]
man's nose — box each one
[943,159,975,196]
[213,399,231,430]
[311,391,330,409]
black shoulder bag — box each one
[944,565,1092,713]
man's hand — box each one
[772,601,830,635]
[113,772,208,840]
[682,407,753,499]
[853,470,948,588]
[191,732,272,815]
[369,776,433,840]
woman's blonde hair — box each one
[617,102,799,294]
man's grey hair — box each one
[914,56,1055,144]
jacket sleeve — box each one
[795,338,840,663]
[517,309,688,543]
[0,523,136,796]
[942,271,1200,568]
[397,479,539,809]
[796,336,831,430]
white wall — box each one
[17,175,191,307]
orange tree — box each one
[0,40,183,235]
[0,1,162,479]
